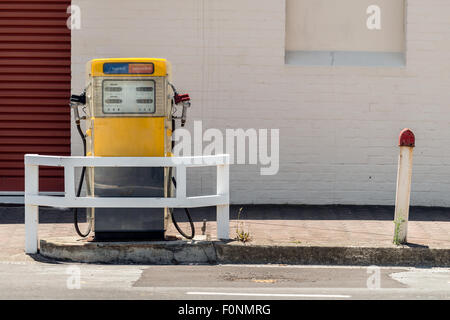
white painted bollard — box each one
[393,128,415,244]
[216,162,230,240]
[25,161,39,254]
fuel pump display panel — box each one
[102,80,155,114]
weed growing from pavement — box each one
[393,218,405,245]
[235,207,251,243]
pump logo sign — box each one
[103,63,155,75]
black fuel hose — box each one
[169,172,195,239]
[169,207,195,239]
[73,122,91,237]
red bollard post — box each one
[393,128,415,244]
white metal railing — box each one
[24,154,230,254]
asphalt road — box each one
[0,261,448,300]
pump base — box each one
[93,231,165,241]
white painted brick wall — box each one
[71,0,450,206]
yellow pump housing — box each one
[84,58,173,240]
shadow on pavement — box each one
[26,253,64,264]
[1,204,449,224]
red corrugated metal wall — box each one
[0,0,71,192]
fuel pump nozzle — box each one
[169,82,191,127]
[70,91,86,125]
[174,93,191,127]
[70,91,86,105]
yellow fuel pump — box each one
[70,58,193,241]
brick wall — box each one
[71,0,450,206]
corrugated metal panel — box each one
[0,0,71,192]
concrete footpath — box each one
[1,205,449,266]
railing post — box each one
[176,165,186,200]
[216,156,230,240]
[64,165,75,198]
[24,157,39,254]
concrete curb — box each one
[40,238,218,265]
[39,238,450,267]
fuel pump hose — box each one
[73,121,91,238]
[169,172,195,239]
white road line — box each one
[186,292,351,298]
